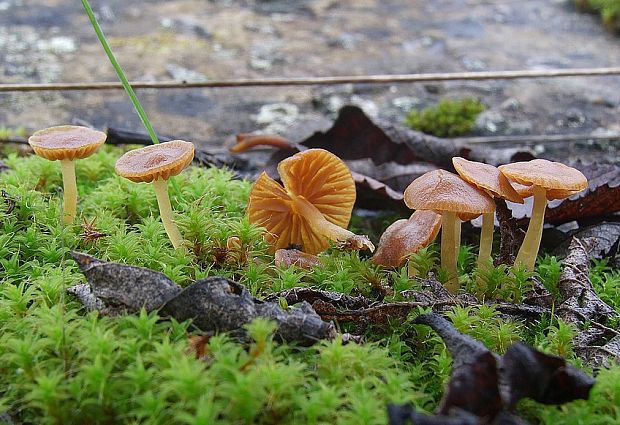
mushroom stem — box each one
[290,194,374,251]
[441,211,460,293]
[60,159,77,224]
[515,185,547,271]
[152,178,184,249]
[477,212,495,270]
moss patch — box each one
[404,97,486,138]
[1,147,619,423]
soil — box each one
[1,0,619,163]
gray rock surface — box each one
[1,0,619,162]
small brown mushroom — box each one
[371,210,441,271]
[452,157,523,273]
[115,140,194,249]
[28,125,107,224]
[498,159,588,270]
[230,133,293,153]
[247,148,374,255]
[403,169,495,292]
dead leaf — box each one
[502,342,595,407]
[69,253,336,345]
[397,312,595,423]
[71,252,181,312]
[301,105,421,165]
[551,221,620,262]
[274,249,323,269]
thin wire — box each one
[2,132,619,147]
[2,67,620,92]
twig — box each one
[3,67,620,92]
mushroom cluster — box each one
[499,159,587,270]
[373,157,587,293]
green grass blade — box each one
[81,0,159,144]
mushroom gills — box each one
[289,193,374,252]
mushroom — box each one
[403,169,495,292]
[498,159,588,271]
[452,157,523,272]
[28,125,107,224]
[247,148,374,255]
[371,210,441,272]
[115,140,194,249]
[230,133,293,153]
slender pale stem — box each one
[441,211,460,293]
[60,159,77,224]
[153,178,183,249]
[515,185,547,271]
[290,194,374,251]
[477,212,495,270]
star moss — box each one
[0,146,619,424]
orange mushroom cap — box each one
[372,210,441,268]
[498,159,588,197]
[404,169,495,216]
[508,179,584,201]
[115,140,195,183]
[28,125,106,161]
[247,149,357,255]
[452,157,523,204]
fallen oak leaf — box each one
[412,313,494,371]
[557,238,617,325]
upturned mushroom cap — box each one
[498,159,587,195]
[28,125,107,160]
[247,148,357,254]
[452,157,523,203]
[372,210,441,268]
[115,140,195,183]
[404,169,495,216]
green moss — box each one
[404,97,486,137]
[576,0,620,33]
[1,147,619,423]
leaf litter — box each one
[388,313,595,425]
[69,252,335,345]
[49,104,620,422]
